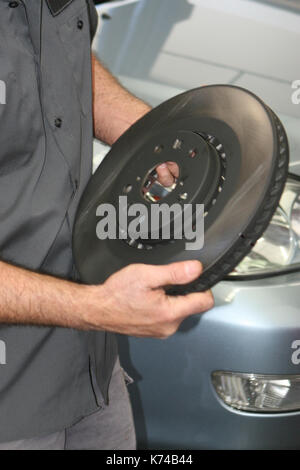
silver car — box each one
[92,0,300,449]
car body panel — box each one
[93,0,300,449]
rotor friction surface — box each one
[73,85,289,293]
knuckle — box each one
[121,264,136,277]
[150,303,170,326]
[157,298,170,315]
[128,263,143,273]
[160,309,174,325]
[168,267,180,285]
[126,263,147,280]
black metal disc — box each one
[73,85,289,293]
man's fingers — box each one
[140,261,203,289]
[166,161,179,178]
[156,163,175,187]
[168,290,215,319]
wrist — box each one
[75,283,110,331]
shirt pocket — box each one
[0,50,44,176]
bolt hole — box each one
[173,139,183,150]
[188,149,197,159]
[123,184,133,194]
[154,145,163,154]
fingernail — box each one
[185,261,202,276]
[159,163,167,169]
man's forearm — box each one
[92,54,151,145]
[0,261,93,329]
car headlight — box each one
[228,174,300,278]
[212,371,300,413]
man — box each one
[0,0,213,450]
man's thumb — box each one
[147,260,203,288]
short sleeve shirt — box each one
[0,0,117,442]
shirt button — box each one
[77,19,84,30]
[54,118,62,128]
[9,1,19,7]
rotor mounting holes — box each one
[146,245,153,250]
[173,139,183,150]
[123,184,133,194]
[188,149,197,159]
[154,145,163,154]
[194,131,228,216]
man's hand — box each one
[82,261,214,338]
[0,260,213,339]
[156,162,179,187]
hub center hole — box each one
[142,162,180,203]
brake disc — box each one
[73,85,289,293]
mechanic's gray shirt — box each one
[0,0,117,442]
